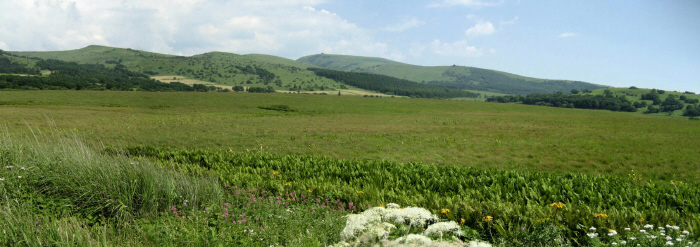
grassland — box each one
[2,90,700,246]
[1,90,698,183]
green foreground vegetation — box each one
[1,90,700,246]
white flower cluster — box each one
[384,206,438,227]
[424,221,462,237]
[396,234,432,245]
[468,240,493,247]
[339,211,384,241]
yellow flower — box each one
[287,198,291,201]
[595,214,609,219]
[379,205,384,208]
[549,202,564,209]
[420,227,425,231]
[358,191,364,194]
[273,172,280,175]
[307,190,312,193]
[461,218,466,224]
[441,208,451,214]
[483,216,493,222]
[639,218,645,223]
[285,183,290,186]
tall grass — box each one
[0,129,224,245]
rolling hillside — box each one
[8,46,357,93]
[297,54,608,95]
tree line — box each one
[0,57,196,92]
[486,90,637,112]
[308,68,480,98]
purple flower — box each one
[35,222,39,226]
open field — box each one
[1,90,698,182]
[2,90,700,246]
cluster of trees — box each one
[0,56,41,75]
[683,104,700,117]
[235,65,276,83]
[308,68,479,98]
[427,67,605,95]
[0,57,196,92]
[644,94,686,113]
[247,86,275,93]
[486,90,637,112]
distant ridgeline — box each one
[486,90,637,112]
[426,67,607,95]
[0,51,198,92]
[308,68,479,99]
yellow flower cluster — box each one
[595,214,609,219]
[441,208,451,214]
[461,218,466,224]
[549,202,564,209]
[307,190,312,193]
[358,191,364,194]
[639,218,645,223]
[483,216,493,222]
[285,183,290,186]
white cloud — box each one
[384,18,425,32]
[428,0,503,8]
[465,21,496,37]
[0,0,401,59]
[430,39,484,57]
[0,42,9,50]
[559,32,579,38]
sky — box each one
[1,0,699,92]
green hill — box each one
[7,46,357,93]
[297,54,608,95]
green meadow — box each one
[2,90,700,246]
[2,90,698,181]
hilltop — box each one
[297,53,608,95]
[7,45,358,93]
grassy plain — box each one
[1,90,698,183]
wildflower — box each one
[424,221,462,237]
[666,236,673,240]
[20,167,25,170]
[644,224,654,229]
[307,190,312,193]
[629,237,637,240]
[35,222,39,226]
[640,230,647,234]
[665,241,674,246]
[358,191,363,194]
[0,178,4,182]
[612,243,618,246]
[682,230,689,235]
[676,238,682,242]
[609,229,618,236]
[595,214,608,218]
[17,176,22,179]
[461,218,466,224]
[549,202,564,209]
[285,183,290,186]
[5,166,13,169]
[441,208,450,214]
[622,241,627,244]
[587,233,599,238]
[625,228,631,231]
[639,218,645,223]
[483,216,493,222]
[590,227,597,231]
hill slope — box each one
[8,46,353,92]
[297,54,608,95]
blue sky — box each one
[1,0,698,92]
